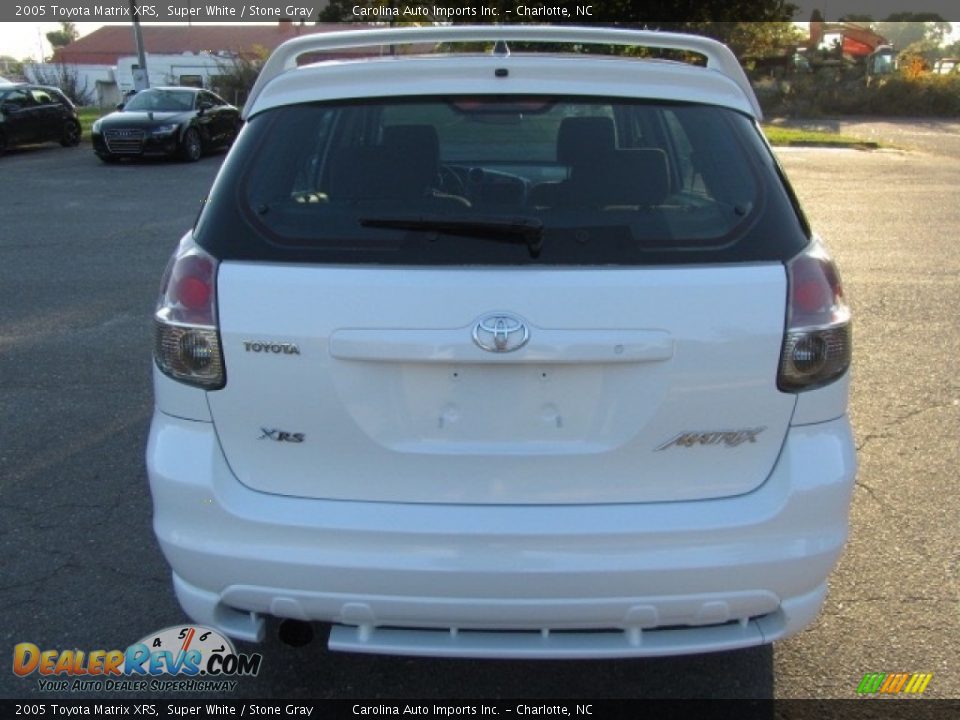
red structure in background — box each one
[808,19,889,60]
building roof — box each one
[55,23,366,65]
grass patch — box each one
[761,125,877,148]
[77,107,107,141]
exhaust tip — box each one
[278,619,314,647]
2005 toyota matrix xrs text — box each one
[147,26,856,659]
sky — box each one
[1,22,107,63]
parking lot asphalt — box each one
[0,133,957,700]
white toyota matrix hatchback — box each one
[147,26,856,658]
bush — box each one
[869,75,960,115]
[26,62,92,105]
[756,71,960,117]
[210,46,268,108]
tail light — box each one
[153,234,225,389]
[778,241,852,392]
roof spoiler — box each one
[242,25,762,120]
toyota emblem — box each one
[472,314,529,353]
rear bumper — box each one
[147,412,856,658]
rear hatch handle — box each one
[330,327,674,364]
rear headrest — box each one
[571,148,671,207]
[327,146,380,199]
[329,125,441,200]
[557,116,616,167]
[383,124,439,166]
[381,124,441,193]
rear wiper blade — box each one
[359,215,544,258]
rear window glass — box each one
[198,96,807,265]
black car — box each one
[0,84,81,156]
[91,87,241,163]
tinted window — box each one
[197,97,808,266]
[30,89,53,104]
[1,89,33,109]
[125,89,196,112]
[48,88,73,107]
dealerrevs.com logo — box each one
[13,625,263,692]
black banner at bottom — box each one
[3,700,960,720]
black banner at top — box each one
[2,1,959,24]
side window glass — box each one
[30,89,53,105]
[3,90,33,109]
[666,106,758,212]
[245,105,338,204]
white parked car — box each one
[148,26,856,658]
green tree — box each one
[872,15,951,50]
[318,0,375,21]
[943,38,960,58]
[0,55,24,78]
[45,22,78,51]
[658,22,802,58]
[211,46,270,107]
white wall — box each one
[24,63,114,106]
[114,53,231,95]
[27,53,238,107]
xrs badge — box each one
[259,429,305,443]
